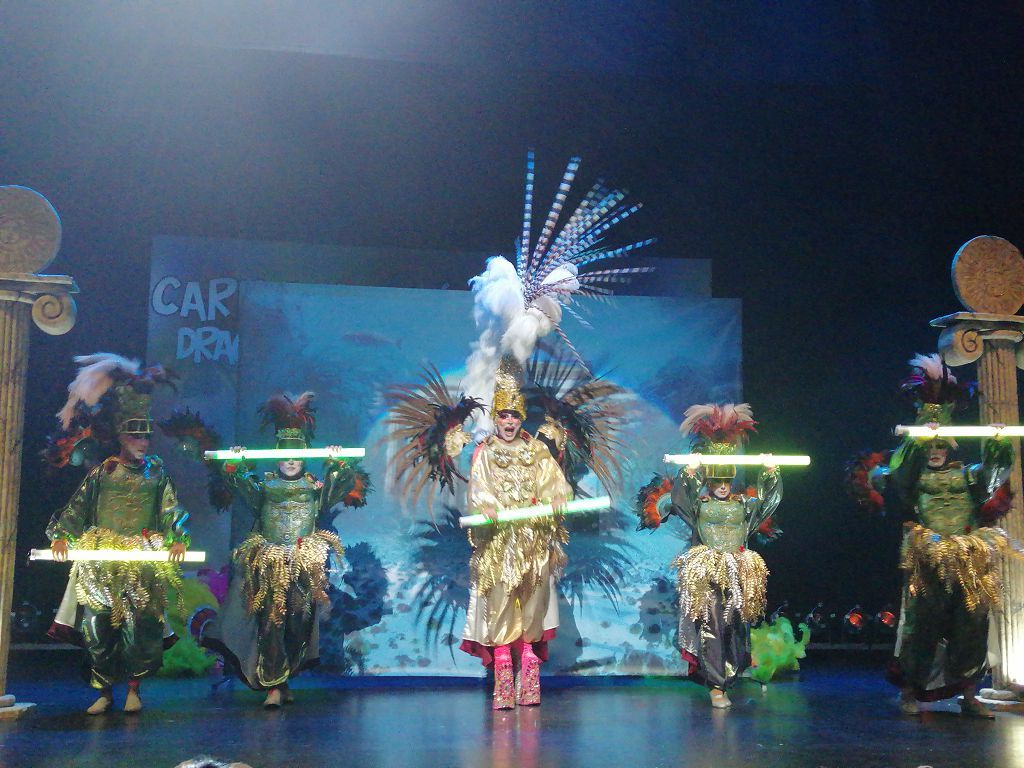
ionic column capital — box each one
[930,312,1024,368]
[0,273,79,335]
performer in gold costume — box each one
[203,392,369,708]
[384,152,648,710]
[639,403,780,709]
[868,355,1014,717]
[458,357,571,709]
[45,354,189,715]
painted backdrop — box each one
[147,236,740,675]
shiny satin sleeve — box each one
[746,467,782,536]
[968,437,1015,511]
[46,466,100,542]
[222,461,265,513]
[158,477,191,545]
[532,449,573,504]
[468,446,501,513]
[670,468,703,529]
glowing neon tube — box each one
[894,425,1024,438]
[459,495,611,528]
[663,454,811,466]
[30,549,206,563]
[204,448,365,460]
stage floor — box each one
[1,653,1021,768]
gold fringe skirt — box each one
[468,519,568,596]
[671,545,768,625]
[900,523,1014,613]
[71,528,183,627]
[234,530,343,627]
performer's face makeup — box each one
[118,433,150,462]
[710,480,732,500]
[278,459,305,479]
[927,444,949,468]
[495,410,522,442]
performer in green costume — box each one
[868,354,1014,717]
[46,354,189,715]
[639,403,781,709]
[203,392,369,708]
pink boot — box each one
[492,645,515,710]
[517,643,541,706]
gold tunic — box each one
[462,433,572,648]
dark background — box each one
[3,1,1024,630]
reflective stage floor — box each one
[2,652,1023,768]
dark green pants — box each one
[254,581,315,689]
[81,608,164,689]
[891,579,989,700]
[697,588,750,690]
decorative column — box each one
[0,186,78,719]
[932,235,1024,690]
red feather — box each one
[259,391,317,435]
[978,482,1014,524]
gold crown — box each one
[492,355,527,420]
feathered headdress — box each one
[258,391,316,449]
[383,151,652,511]
[45,354,175,469]
[57,353,174,433]
[679,402,757,480]
[900,353,974,410]
[900,353,974,448]
[680,403,757,446]
[462,152,654,435]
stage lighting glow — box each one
[844,606,865,631]
[663,454,810,466]
[204,448,365,460]
[894,425,1024,438]
[459,496,611,528]
[876,609,898,629]
[30,549,206,563]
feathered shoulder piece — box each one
[57,353,174,430]
[633,473,673,531]
[461,152,655,433]
[900,353,974,407]
[679,403,757,447]
[527,348,628,495]
[381,366,485,512]
[845,450,891,515]
[258,391,316,436]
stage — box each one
[1,652,1021,768]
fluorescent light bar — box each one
[204,448,366,460]
[663,454,811,466]
[459,495,611,528]
[894,425,1024,438]
[30,549,206,563]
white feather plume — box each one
[907,353,957,383]
[464,256,562,437]
[57,353,141,430]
